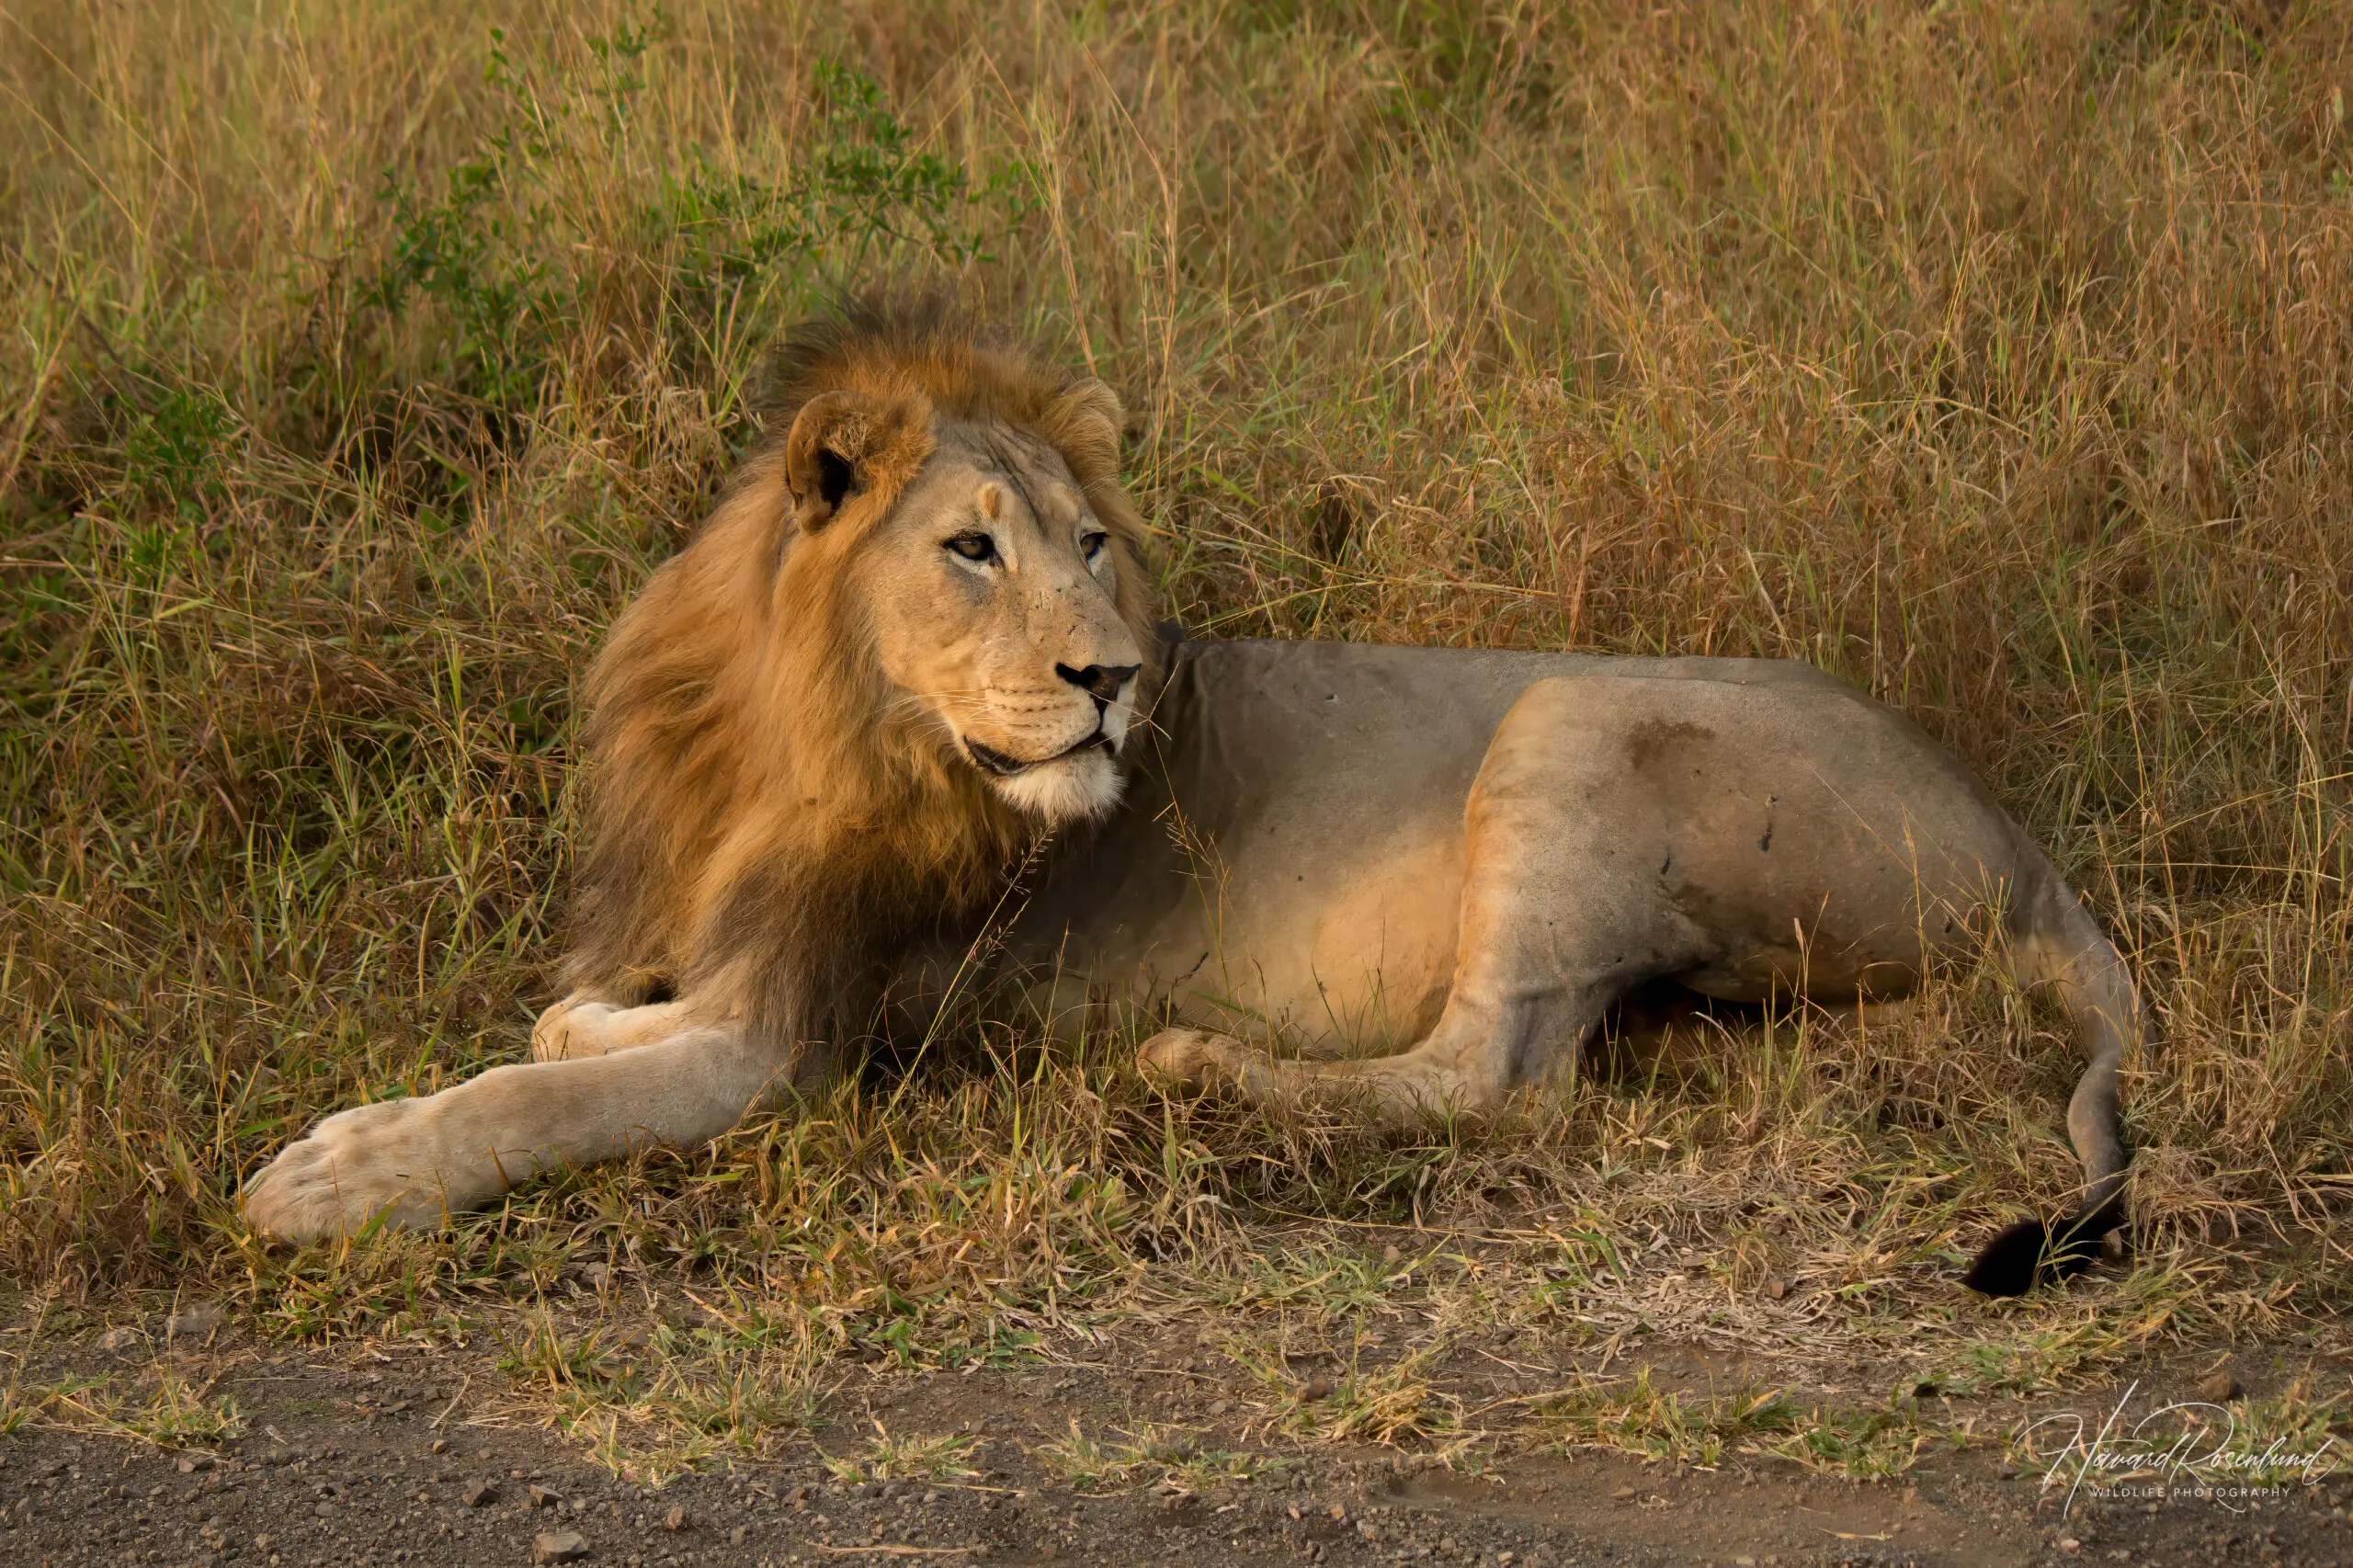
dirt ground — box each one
[6,1318,2346,1568]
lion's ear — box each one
[1045,377,1124,483]
[784,390,926,532]
[782,391,876,531]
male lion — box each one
[245,301,2139,1296]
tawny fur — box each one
[245,303,2135,1301]
[561,301,1161,1058]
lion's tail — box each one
[1962,868,2144,1298]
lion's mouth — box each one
[965,730,1111,778]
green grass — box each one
[1033,1416,1277,1492]
[4,1368,244,1451]
[825,1421,985,1484]
[1538,1371,1806,1471]
[4,0,2352,1476]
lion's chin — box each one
[988,747,1126,824]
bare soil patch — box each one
[6,1310,2347,1568]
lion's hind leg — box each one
[1142,679,1700,1127]
[532,994,701,1062]
[1138,1025,1514,1124]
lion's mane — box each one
[561,296,1162,1060]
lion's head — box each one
[563,298,1163,1021]
[779,368,1149,823]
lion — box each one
[244,299,2140,1297]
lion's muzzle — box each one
[1055,661,1140,704]
[965,728,1115,777]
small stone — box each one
[2059,1540,2081,1553]
[2198,1370,2242,1403]
[464,1480,497,1507]
[313,1502,334,1518]
[1208,1400,1231,1417]
[1763,1278,1788,1301]
[1327,1505,1346,1521]
[532,1530,590,1563]
[97,1325,143,1353]
[177,1454,217,1473]
[663,1505,687,1531]
[1301,1378,1334,1402]
[730,1525,748,1544]
[1611,1486,1637,1501]
[530,1484,564,1509]
[253,1535,273,1552]
[167,1302,225,1340]
[1735,1558,1756,1567]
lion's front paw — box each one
[1137,1028,1254,1093]
[531,996,618,1062]
[243,1098,464,1243]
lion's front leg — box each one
[531,994,701,1061]
[244,1024,783,1243]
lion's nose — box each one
[1055,662,1140,705]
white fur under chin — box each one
[992,748,1126,823]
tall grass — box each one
[1,0,2347,1391]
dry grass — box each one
[4,0,2351,1471]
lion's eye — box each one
[945,533,997,563]
[1080,531,1108,562]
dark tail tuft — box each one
[1962,1220,2054,1296]
[1963,1199,2124,1297]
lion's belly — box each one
[1161,815,1467,1054]
[1005,639,1830,1051]
[1006,803,1467,1055]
